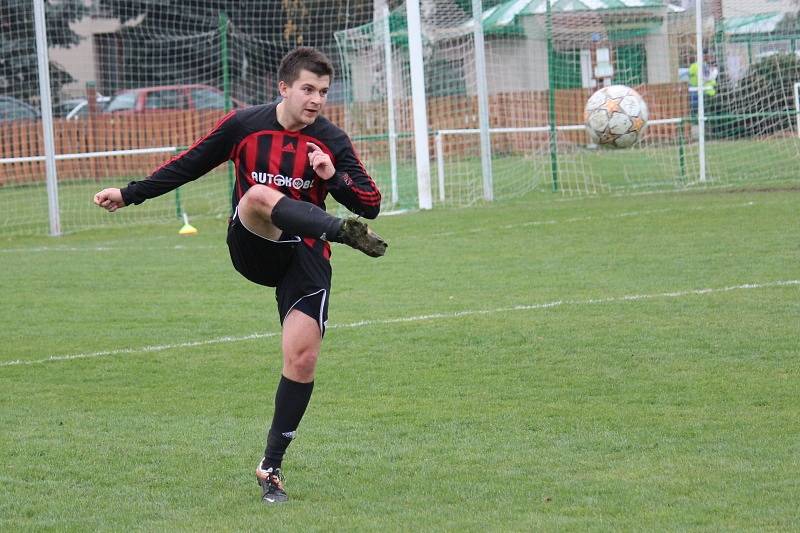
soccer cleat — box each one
[256,459,288,504]
[337,218,388,258]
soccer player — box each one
[93,47,386,504]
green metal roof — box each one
[478,0,679,35]
[720,12,785,35]
[482,0,673,29]
[336,0,678,47]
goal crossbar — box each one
[0,146,179,165]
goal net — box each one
[336,0,800,206]
[0,1,379,235]
[2,1,800,234]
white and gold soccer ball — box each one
[584,85,648,148]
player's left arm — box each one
[318,135,382,219]
[120,111,241,206]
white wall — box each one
[722,0,797,17]
[48,15,142,98]
[466,40,542,95]
[645,20,674,83]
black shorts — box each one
[227,211,331,335]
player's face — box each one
[278,69,330,131]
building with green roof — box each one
[336,0,684,102]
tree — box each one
[0,0,88,103]
[709,53,800,139]
[95,0,373,44]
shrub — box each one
[709,52,800,139]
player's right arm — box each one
[94,188,126,212]
[93,110,241,209]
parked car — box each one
[0,96,40,122]
[54,95,111,120]
[105,84,245,113]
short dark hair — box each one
[278,47,334,86]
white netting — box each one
[2,1,800,234]
[0,1,379,234]
[336,0,800,206]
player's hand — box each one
[93,188,126,212]
[307,142,335,180]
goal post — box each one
[33,0,60,236]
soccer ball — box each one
[584,85,648,148]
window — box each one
[144,89,188,110]
[551,49,583,89]
[53,101,77,118]
[613,45,647,86]
[106,91,137,112]
[0,99,38,121]
[0,100,15,121]
[425,58,467,97]
[191,88,227,110]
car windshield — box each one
[53,101,79,117]
[0,98,38,121]
[144,89,187,110]
[106,91,137,112]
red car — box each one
[105,84,246,113]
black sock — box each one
[263,375,315,469]
[270,196,343,241]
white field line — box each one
[0,244,220,254]
[433,201,757,238]
[2,279,797,368]
[0,200,760,254]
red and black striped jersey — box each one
[120,102,382,257]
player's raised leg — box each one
[237,184,387,257]
[337,218,388,258]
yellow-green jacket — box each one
[689,62,717,97]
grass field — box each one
[1,188,799,530]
